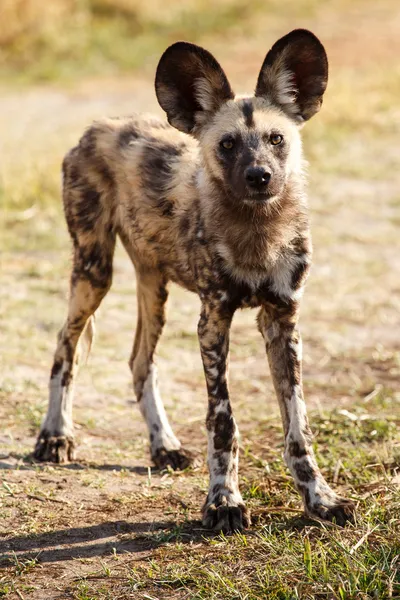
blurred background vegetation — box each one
[0,0,268,82]
[5,0,395,83]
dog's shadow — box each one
[0,514,316,567]
[0,519,205,565]
[0,453,151,475]
[0,453,317,567]
[0,453,203,566]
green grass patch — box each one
[124,404,400,599]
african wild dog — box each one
[34,29,355,532]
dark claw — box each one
[310,496,356,526]
[33,432,75,463]
[152,447,199,471]
[326,498,356,526]
[202,501,251,533]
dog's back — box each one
[62,115,200,288]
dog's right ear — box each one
[155,42,234,135]
[255,29,328,123]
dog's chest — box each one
[195,252,300,311]
[221,274,290,311]
[187,215,309,309]
[218,250,305,309]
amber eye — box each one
[220,137,235,150]
[270,134,283,146]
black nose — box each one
[245,166,271,189]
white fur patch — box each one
[216,241,310,299]
[282,385,337,508]
[284,385,309,454]
[258,62,300,120]
[273,67,298,111]
[207,429,242,504]
[194,77,215,112]
[269,253,310,301]
[289,336,303,362]
[139,365,181,451]
[42,368,74,437]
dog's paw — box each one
[306,492,355,526]
[152,447,198,471]
[33,431,75,463]
[202,493,251,533]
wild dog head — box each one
[155,30,328,206]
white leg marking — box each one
[139,365,180,452]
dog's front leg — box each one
[258,304,355,525]
[198,301,250,533]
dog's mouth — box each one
[242,191,275,205]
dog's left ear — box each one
[155,42,234,135]
[255,29,328,122]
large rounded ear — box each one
[155,42,234,134]
[255,29,328,122]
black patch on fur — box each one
[299,484,311,507]
[140,142,184,217]
[74,186,102,233]
[291,260,309,290]
[118,124,141,147]
[217,268,293,313]
[210,372,229,400]
[94,156,115,189]
[288,440,307,458]
[179,213,190,237]
[286,336,301,387]
[157,285,168,305]
[212,483,224,495]
[67,164,81,188]
[61,370,71,388]
[80,128,97,158]
[216,138,255,200]
[162,202,174,217]
[214,451,228,475]
[50,359,63,379]
[242,100,255,127]
[73,241,114,289]
[294,461,316,483]
[213,411,235,451]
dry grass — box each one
[1,1,400,598]
[0,0,266,82]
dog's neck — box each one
[197,168,309,273]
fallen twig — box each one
[27,494,71,505]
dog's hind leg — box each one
[130,270,194,470]
[34,142,117,462]
[34,235,115,463]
